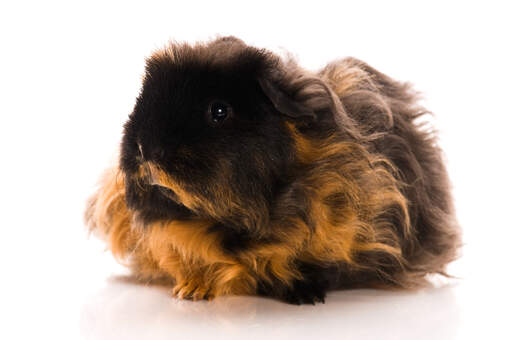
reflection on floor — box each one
[81,275,460,340]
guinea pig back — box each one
[85,36,461,304]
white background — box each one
[1,1,511,339]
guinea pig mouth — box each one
[153,184,180,201]
[138,161,198,210]
[140,162,186,205]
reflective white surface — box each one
[81,278,461,340]
[73,257,508,340]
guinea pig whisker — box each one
[141,162,160,186]
[137,142,144,160]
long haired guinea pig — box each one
[85,36,461,304]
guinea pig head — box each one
[119,37,318,233]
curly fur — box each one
[85,36,461,304]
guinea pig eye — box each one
[208,100,232,124]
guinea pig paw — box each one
[172,281,211,301]
[282,279,327,305]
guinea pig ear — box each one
[258,77,316,121]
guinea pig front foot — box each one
[284,278,328,305]
[170,264,255,301]
[172,279,212,301]
[257,262,333,305]
[258,277,328,305]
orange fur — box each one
[85,167,259,299]
[263,124,411,277]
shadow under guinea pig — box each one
[80,275,461,340]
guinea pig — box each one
[85,36,461,304]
